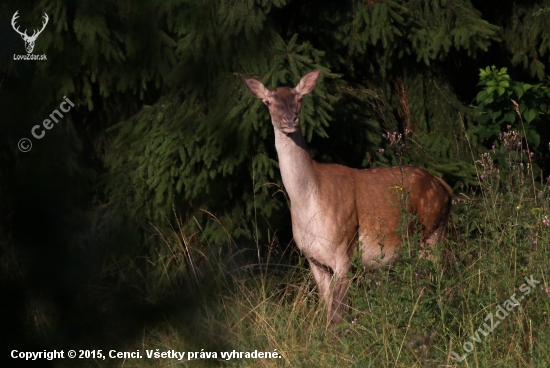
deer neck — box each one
[274,128,318,204]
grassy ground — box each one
[39,141,550,367]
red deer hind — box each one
[243,70,452,325]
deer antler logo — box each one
[11,11,49,54]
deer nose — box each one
[282,115,298,126]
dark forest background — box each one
[1,0,550,367]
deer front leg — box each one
[308,259,332,321]
[309,258,352,326]
[328,261,351,326]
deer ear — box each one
[295,69,321,96]
[243,77,268,99]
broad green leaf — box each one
[526,129,540,147]
[513,85,524,99]
[524,108,536,123]
[505,112,516,123]
[476,90,488,102]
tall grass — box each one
[75,131,550,368]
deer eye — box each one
[263,100,271,106]
[297,97,303,103]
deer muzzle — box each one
[280,115,299,132]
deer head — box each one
[243,70,321,134]
[11,11,49,54]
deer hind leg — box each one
[420,224,447,261]
[420,203,451,260]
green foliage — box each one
[341,0,499,72]
[505,2,550,79]
[475,66,550,179]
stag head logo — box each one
[11,11,49,54]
